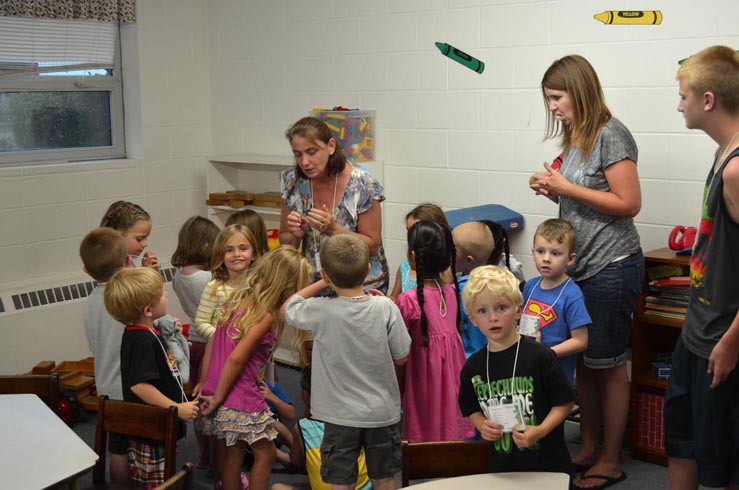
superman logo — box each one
[524,300,558,328]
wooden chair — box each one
[92,395,179,485]
[154,462,194,490]
[0,373,60,414]
[400,440,490,488]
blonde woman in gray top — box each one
[530,55,643,490]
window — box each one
[0,17,125,165]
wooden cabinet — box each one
[630,247,690,465]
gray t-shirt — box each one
[173,268,211,343]
[83,286,124,400]
[284,294,411,428]
[559,117,641,280]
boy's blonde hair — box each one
[79,227,127,282]
[319,234,369,289]
[211,225,259,283]
[534,218,576,253]
[100,200,151,232]
[104,268,165,325]
[452,221,494,273]
[677,45,739,115]
[219,246,313,343]
[462,265,522,314]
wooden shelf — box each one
[207,204,282,216]
[635,311,685,329]
[630,248,686,467]
[630,442,667,466]
[208,153,293,167]
[635,371,668,391]
[641,247,690,266]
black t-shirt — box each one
[121,326,185,438]
[458,336,574,474]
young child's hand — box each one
[259,381,275,403]
[477,419,505,441]
[367,288,385,297]
[142,251,160,269]
[191,382,203,399]
[172,316,183,334]
[177,400,200,422]
[200,395,219,416]
[511,424,542,448]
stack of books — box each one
[645,264,690,320]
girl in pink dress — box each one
[396,220,474,442]
[199,247,313,490]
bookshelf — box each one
[630,247,690,465]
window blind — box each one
[0,17,116,72]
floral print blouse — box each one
[281,163,389,293]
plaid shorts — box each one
[128,439,178,488]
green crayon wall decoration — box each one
[435,42,485,74]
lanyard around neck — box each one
[486,335,521,400]
[523,276,571,317]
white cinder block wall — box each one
[1,0,736,373]
[0,0,211,374]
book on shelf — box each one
[645,303,687,314]
[651,276,690,287]
[644,309,686,320]
[645,296,688,308]
[646,264,689,281]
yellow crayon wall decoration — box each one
[594,10,663,25]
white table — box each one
[405,471,570,489]
[0,394,99,490]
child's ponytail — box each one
[481,220,510,269]
[408,220,458,346]
[414,248,429,347]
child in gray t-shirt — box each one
[283,234,410,490]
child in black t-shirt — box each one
[458,265,574,475]
[104,267,200,487]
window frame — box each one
[0,27,125,166]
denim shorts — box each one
[576,250,644,369]
[320,422,401,484]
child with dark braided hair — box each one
[395,220,474,442]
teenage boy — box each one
[79,227,130,485]
[523,219,589,381]
[458,266,574,475]
[104,267,199,487]
[665,45,739,490]
[283,234,411,490]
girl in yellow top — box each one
[194,225,259,340]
